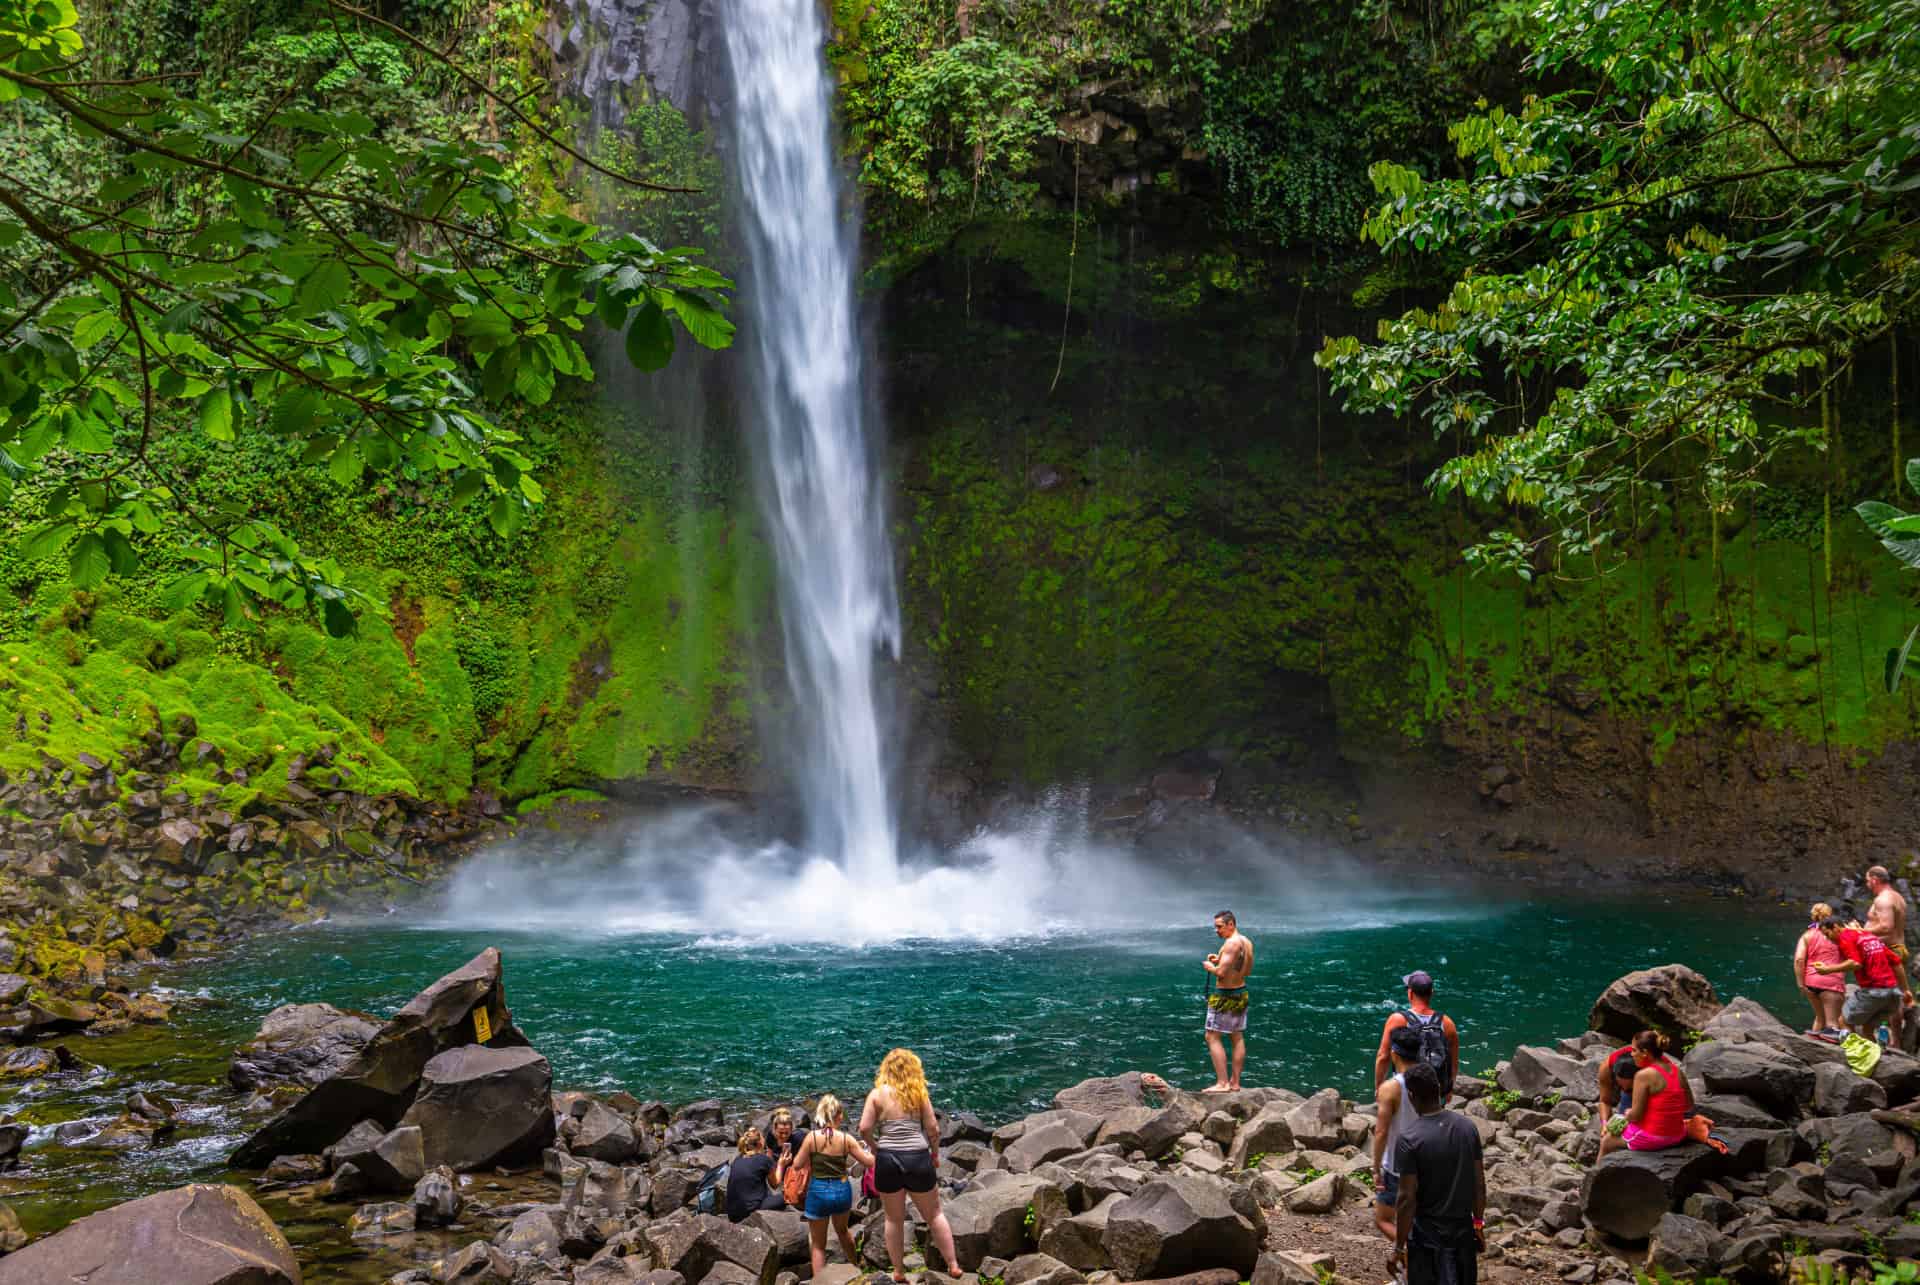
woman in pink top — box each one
[1795,901,1846,1033]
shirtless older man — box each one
[1866,865,1910,955]
[1203,910,1255,1092]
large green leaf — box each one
[198,387,234,442]
[297,260,353,315]
[68,532,110,587]
[1855,500,1920,569]
[21,519,76,561]
[624,301,675,372]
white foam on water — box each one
[424,791,1439,946]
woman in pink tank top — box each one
[1795,901,1846,1033]
[1598,1030,1693,1156]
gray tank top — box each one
[876,1115,928,1152]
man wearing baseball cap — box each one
[1374,969,1459,1097]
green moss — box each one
[515,787,608,816]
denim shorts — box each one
[1375,1169,1399,1206]
[803,1177,852,1220]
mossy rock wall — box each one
[1,390,768,808]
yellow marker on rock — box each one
[472,1006,492,1043]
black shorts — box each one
[872,1147,936,1194]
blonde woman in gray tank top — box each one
[858,1048,962,1280]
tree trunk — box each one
[1581,1144,1721,1240]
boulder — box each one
[574,1101,641,1164]
[1872,1048,1920,1103]
[1102,1176,1265,1279]
[1683,1041,1813,1118]
[1497,1046,1599,1103]
[1798,1112,1897,1165]
[413,1165,462,1228]
[0,1183,297,1284]
[744,1209,807,1265]
[1281,1173,1343,1216]
[332,1124,426,1192]
[349,1200,417,1238]
[642,1214,777,1285]
[1053,1074,1150,1116]
[1281,1090,1344,1151]
[1251,1252,1337,1285]
[1581,1144,1722,1239]
[231,947,527,1167]
[228,1002,379,1092]
[1814,1063,1888,1116]
[1096,1098,1204,1159]
[947,1174,1053,1268]
[435,1240,515,1281]
[1765,1166,1826,1220]
[1646,1212,1722,1278]
[0,1203,22,1253]
[1006,1253,1085,1285]
[1223,1104,1294,1171]
[1038,1193,1120,1272]
[1700,996,1796,1044]
[398,1044,555,1172]
[495,1207,562,1257]
[1588,966,1722,1041]
[1008,1122,1091,1173]
[1689,1094,1783,1129]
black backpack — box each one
[1404,1009,1453,1094]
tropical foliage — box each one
[1317,0,1920,578]
[0,0,732,634]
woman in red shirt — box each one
[1598,1030,1693,1157]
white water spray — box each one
[722,0,901,883]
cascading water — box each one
[721,0,902,884]
[435,0,1336,941]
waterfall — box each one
[722,0,902,884]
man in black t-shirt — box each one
[1389,1062,1485,1285]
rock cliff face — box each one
[536,0,1920,893]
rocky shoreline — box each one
[0,724,508,1072]
[0,950,1913,1284]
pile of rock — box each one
[7,954,1917,1285]
[1473,965,1920,1282]
[0,724,496,1057]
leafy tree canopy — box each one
[0,0,732,635]
[1317,0,1920,577]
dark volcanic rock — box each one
[1683,1040,1813,1118]
[1581,1144,1721,1240]
[397,1044,555,1171]
[230,947,527,1167]
[0,1183,297,1284]
[228,1002,379,1092]
[1102,1176,1265,1279]
[1588,965,1722,1040]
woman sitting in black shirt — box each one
[726,1128,784,1222]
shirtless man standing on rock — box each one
[1203,910,1254,1093]
[1866,865,1910,955]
